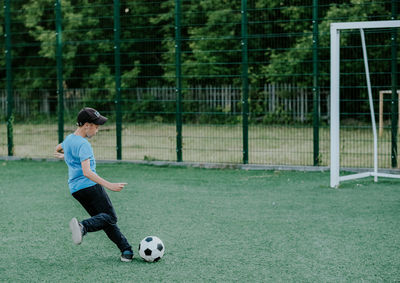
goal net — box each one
[330,20,400,188]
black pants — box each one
[72,184,132,253]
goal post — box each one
[379,90,400,137]
[330,20,400,188]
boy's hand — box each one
[54,144,64,160]
[81,159,128,192]
[54,151,64,160]
[107,183,128,192]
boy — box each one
[54,107,134,262]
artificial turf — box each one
[0,160,399,282]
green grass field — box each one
[1,160,399,282]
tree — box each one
[263,0,390,88]
[0,0,396,123]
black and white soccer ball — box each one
[138,236,165,262]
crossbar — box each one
[331,20,400,30]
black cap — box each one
[77,107,108,126]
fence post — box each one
[5,0,13,156]
[312,0,320,166]
[56,0,64,143]
[175,0,183,162]
[114,0,122,160]
[391,0,398,168]
[241,0,249,164]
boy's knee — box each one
[99,212,117,225]
[110,215,117,224]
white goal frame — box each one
[330,20,400,188]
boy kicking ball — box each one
[54,107,134,262]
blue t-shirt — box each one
[61,134,97,194]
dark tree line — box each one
[0,0,398,122]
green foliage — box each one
[123,93,175,123]
[264,0,390,87]
[0,1,397,124]
[185,1,242,85]
[88,64,115,93]
[261,105,293,125]
[121,62,141,89]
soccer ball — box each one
[138,236,165,262]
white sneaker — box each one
[69,217,83,245]
[120,250,134,262]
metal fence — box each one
[0,0,399,168]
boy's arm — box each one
[54,143,64,160]
[81,159,127,192]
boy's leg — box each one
[72,184,132,253]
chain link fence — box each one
[0,0,399,168]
